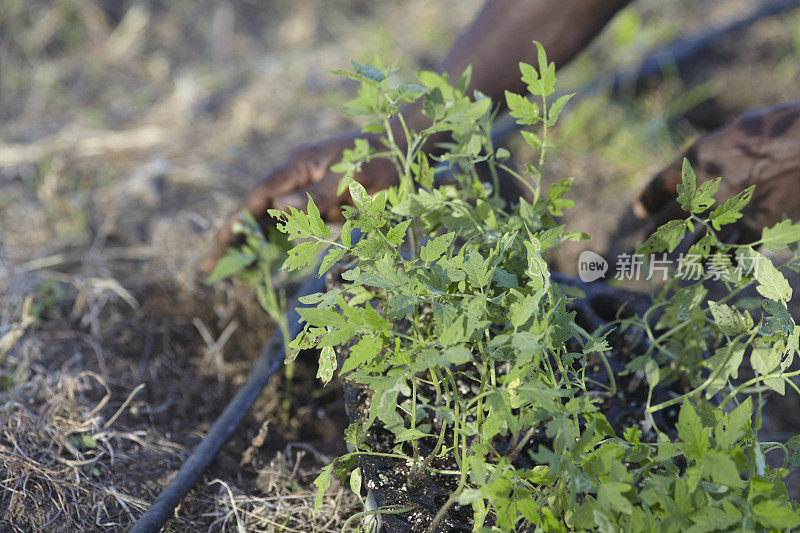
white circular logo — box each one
[578,250,608,282]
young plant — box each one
[262,46,800,531]
[207,212,299,424]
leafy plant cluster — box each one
[226,45,800,531]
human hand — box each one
[199,132,397,273]
[633,102,800,242]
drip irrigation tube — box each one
[130,274,325,533]
[131,2,800,530]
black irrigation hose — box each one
[130,274,325,533]
[131,2,800,530]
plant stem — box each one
[426,413,469,533]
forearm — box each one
[398,0,632,144]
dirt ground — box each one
[0,0,798,531]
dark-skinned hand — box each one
[634,102,800,243]
[198,132,396,274]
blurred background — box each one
[0,0,798,530]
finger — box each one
[274,169,342,214]
[274,157,398,217]
[634,158,683,220]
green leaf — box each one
[350,60,385,82]
[206,249,256,283]
[505,91,539,125]
[340,336,382,374]
[462,250,492,288]
[349,180,372,213]
[547,93,574,126]
[520,130,542,148]
[533,41,556,96]
[708,301,754,337]
[703,343,745,399]
[751,251,792,302]
[750,338,782,376]
[761,219,800,251]
[519,61,538,90]
[644,359,660,387]
[676,158,697,212]
[319,246,346,276]
[298,307,348,329]
[423,87,446,121]
[700,452,743,488]
[509,293,536,329]
[420,232,455,263]
[283,241,322,271]
[760,299,794,337]
[313,463,334,513]
[677,402,709,460]
[637,219,687,254]
[386,220,411,247]
[317,346,336,384]
[495,147,511,161]
[456,65,472,95]
[269,201,329,242]
[598,481,633,515]
[687,502,741,532]
[691,177,720,213]
[710,185,754,230]
[752,499,800,530]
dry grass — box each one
[0,0,480,529]
[1,0,798,530]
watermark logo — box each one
[576,251,763,282]
[578,250,608,282]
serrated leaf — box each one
[386,293,415,318]
[341,335,382,374]
[348,180,372,213]
[386,220,411,247]
[677,402,708,460]
[546,93,574,126]
[703,343,745,399]
[283,241,322,271]
[637,219,687,254]
[520,129,542,148]
[761,219,800,251]
[462,250,492,288]
[708,301,754,336]
[760,298,794,337]
[420,232,455,263]
[519,61,538,88]
[598,481,633,515]
[751,251,792,302]
[710,185,754,230]
[688,503,741,532]
[313,463,334,513]
[298,307,348,329]
[319,246,346,276]
[691,177,720,213]
[700,452,743,488]
[505,91,539,125]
